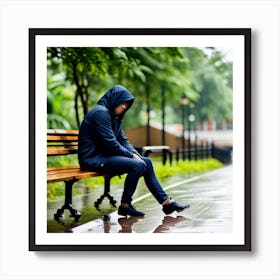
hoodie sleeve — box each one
[117,129,142,157]
[92,110,134,158]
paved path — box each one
[72,165,232,234]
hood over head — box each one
[97,85,134,119]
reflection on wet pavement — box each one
[51,166,233,234]
[118,216,144,233]
[103,215,190,233]
[153,216,189,233]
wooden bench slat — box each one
[47,148,78,156]
[47,165,100,182]
[47,135,78,141]
[47,166,81,172]
[48,170,99,177]
[47,129,79,135]
[47,169,81,175]
[47,169,81,176]
[73,172,100,180]
[47,171,99,183]
[47,174,76,183]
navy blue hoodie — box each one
[78,85,139,171]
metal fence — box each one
[175,142,232,164]
[135,141,232,165]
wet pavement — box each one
[47,165,232,234]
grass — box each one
[47,156,224,200]
[154,158,223,180]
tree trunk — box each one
[146,85,151,146]
[74,92,80,128]
[72,63,89,127]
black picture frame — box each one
[29,28,251,251]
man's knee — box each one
[133,159,147,174]
[142,157,153,168]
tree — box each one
[47,46,232,133]
[182,47,233,127]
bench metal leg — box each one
[54,179,81,222]
[163,150,167,165]
[143,150,151,157]
[94,176,117,210]
[167,150,172,165]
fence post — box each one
[207,141,211,158]
[194,136,198,160]
[188,140,191,161]
[200,140,203,159]
[204,141,208,159]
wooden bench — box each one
[47,129,172,222]
[47,129,120,222]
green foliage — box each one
[47,73,77,129]
[154,158,223,180]
[47,46,233,131]
[183,47,233,124]
[47,182,65,200]
[47,154,78,167]
[46,46,232,200]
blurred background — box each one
[47,47,233,149]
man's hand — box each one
[133,153,142,160]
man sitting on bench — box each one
[78,85,189,216]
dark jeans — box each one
[101,156,169,205]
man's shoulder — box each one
[88,105,111,120]
[89,105,108,114]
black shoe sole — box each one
[118,213,145,217]
[163,204,190,215]
[118,209,145,217]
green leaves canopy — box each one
[47,47,232,130]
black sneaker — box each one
[162,201,190,215]
[118,205,145,217]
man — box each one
[78,85,189,216]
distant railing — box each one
[135,141,232,165]
[211,143,232,164]
[175,141,232,164]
